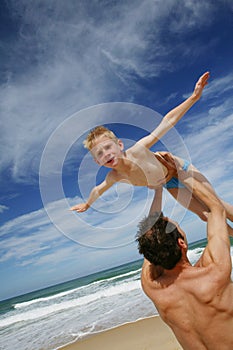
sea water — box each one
[0,239,232,350]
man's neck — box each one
[163,257,192,278]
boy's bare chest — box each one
[119,167,149,186]
[116,151,167,186]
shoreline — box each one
[57,315,182,350]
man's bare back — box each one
[142,256,233,350]
[137,164,233,350]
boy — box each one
[70,72,233,222]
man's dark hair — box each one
[136,212,184,270]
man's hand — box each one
[192,71,210,100]
[70,203,90,212]
[155,151,191,186]
[155,152,179,178]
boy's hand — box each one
[192,71,210,100]
[70,203,90,212]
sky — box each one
[1,0,233,301]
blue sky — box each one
[1,0,233,301]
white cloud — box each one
[180,74,233,178]
[1,0,233,299]
[0,205,9,214]
[0,192,136,266]
[1,0,229,182]
[184,110,233,174]
[203,73,233,100]
[0,182,190,267]
[0,176,199,267]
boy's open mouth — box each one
[106,157,114,164]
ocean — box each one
[0,239,233,350]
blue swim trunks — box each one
[163,159,190,189]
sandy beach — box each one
[58,315,182,350]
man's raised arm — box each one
[156,151,231,268]
[178,167,231,270]
[149,186,163,215]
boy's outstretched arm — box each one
[138,72,210,149]
[70,173,116,212]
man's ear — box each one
[178,238,187,249]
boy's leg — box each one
[185,163,233,222]
[167,187,209,221]
[157,151,233,222]
[168,187,233,237]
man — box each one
[136,158,233,350]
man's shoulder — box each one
[179,264,231,301]
[141,260,163,289]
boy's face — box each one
[90,135,124,167]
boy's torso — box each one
[112,145,169,187]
